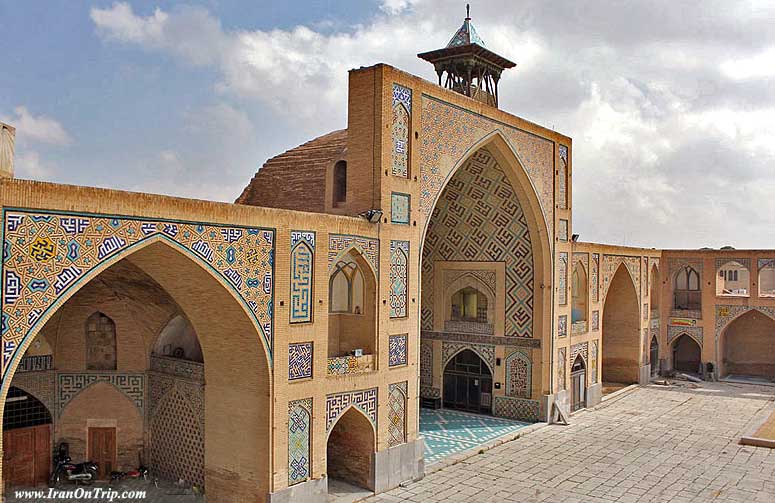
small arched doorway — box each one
[650,337,659,376]
[672,334,701,374]
[326,407,375,491]
[570,355,586,412]
[443,349,492,414]
[3,387,53,488]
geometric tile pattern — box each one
[288,342,313,380]
[505,349,531,398]
[558,252,568,305]
[419,97,554,225]
[557,347,566,391]
[326,387,378,431]
[422,147,534,337]
[327,355,369,376]
[591,310,599,331]
[387,381,408,447]
[570,342,588,366]
[288,398,312,485]
[391,192,411,225]
[1,210,275,380]
[441,341,495,372]
[493,396,540,422]
[590,340,599,383]
[602,255,641,303]
[558,145,568,209]
[558,219,568,241]
[389,334,408,367]
[591,253,600,302]
[558,315,567,337]
[419,408,529,465]
[290,231,315,324]
[392,84,412,178]
[420,339,433,386]
[667,325,704,347]
[389,240,409,318]
[58,372,144,416]
[328,234,379,275]
[714,305,775,341]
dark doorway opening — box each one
[443,350,492,414]
[672,334,701,374]
[571,355,587,412]
[650,337,659,376]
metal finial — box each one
[466,4,470,19]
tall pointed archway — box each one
[602,265,640,385]
[419,133,552,422]
[1,240,272,501]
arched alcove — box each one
[671,334,701,374]
[572,262,588,324]
[328,250,376,357]
[602,265,640,384]
[326,407,375,491]
[721,310,775,379]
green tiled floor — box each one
[419,408,530,465]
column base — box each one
[373,437,425,494]
[587,382,602,407]
[638,364,651,385]
[268,476,328,503]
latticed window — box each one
[329,260,364,314]
[451,287,488,323]
[674,267,701,310]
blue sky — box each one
[2,1,775,248]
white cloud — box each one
[88,1,775,248]
[2,107,72,146]
[14,150,56,179]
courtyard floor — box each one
[419,408,531,465]
[371,381,775,503]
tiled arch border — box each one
[1,210,276,391]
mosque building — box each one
[0,10,773,502]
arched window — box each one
[450,287,488,323]
[649,265,660,317]
[329,260,364,314]
[328,251,376,359]
[572,263,588,323]
[759,260,775,297]
[673,267,701,311]
[716,261,750,296]
[333,160,347,206]
[86,312,117,370]
[152,314,203,363]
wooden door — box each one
[88,427,116,479]
[571,370,586,412]
[3,424,50,489]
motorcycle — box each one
[49,442,98,487]
[110,465,149,482]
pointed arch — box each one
[443,347,495,376]
[3,232,273,388]
[602,263,641,384]
[326,405,376,490]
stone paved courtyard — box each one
[370,382,775,503]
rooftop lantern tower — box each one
[418,4,515,107]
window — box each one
[571,263,588,323]
[451,287,488,323]
[333,161,347,205]
[85,312,117,370]
[673,267,701,311]
[716,261,749,296]
[759,260,775,297]
[329,260,364,314]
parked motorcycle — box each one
[110,465,149,482]
[49,442,98,487]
